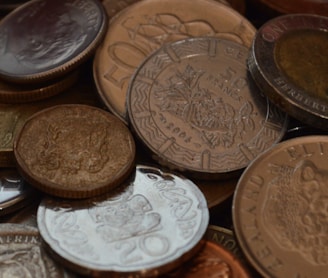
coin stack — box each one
[0,0,327,277]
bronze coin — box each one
[93,0,256,123]
[248,14,328,130]
[37,164,209,276]
[14,104,136,199]
[127,37,288,179]
[163,239,251,277]
[232,135,328,277]
[0,223,75,277]
[0,0,107,83]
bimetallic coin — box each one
[0,223,75,277]
[248,14,328,130]
[14,104,136,198]
[128,37,288,179]
[93,0,256,123]
[37,165,209,276]
[232,135,328,278]
[0,0,107,83]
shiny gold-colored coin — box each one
[94,0,256,123]
[14,104,136,199]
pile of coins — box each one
[0,0,327,277]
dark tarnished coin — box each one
[127,37,288,179]
[0,169,37,216]
[0,223,75,277]
[248,14,328,130]
[232,135,328,278]
[163,239,251,277]
[37,165,209,276]
[93,0,256,123]
[14,104,136,199]
[0,0,107,83]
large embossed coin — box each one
[0,223,75,277]
[93,0,256,123]
[248,14,328,130]
[127,37,288,179]
[232,135,328,278]
[37,165,209,276]
[14,104,136,198]
[0,0,107,83]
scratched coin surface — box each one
[37,165,209,276]
[127,37,288,179]
[232,135,328,278]
[14,104,135,198]
[0,0,107,83]
[248,14,328,130]
[0,223,75,277]
[93,0,256,123]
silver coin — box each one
[37,164,209,276]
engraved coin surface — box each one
[0,223,74,277]
[93,0,256,123]
[0,0,107,83]
[128,37,288,179]
[37,165,209,276]
[248,14,328,130]
[232,135,328,278]
[14,104,136,198]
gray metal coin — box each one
[37,165,209,277]
[127,37,288,179]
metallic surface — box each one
[37,164,209,276]
[93,0,256,123]
[128,37,288,179]
[248,14,328,130]
[0,0,107,83]
[14,104,135,198]
[233,135,328,278]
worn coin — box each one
[127,37,288,179]
[14,104,136,198]
[232,135,328,278]
[93,0,256,123]
[248,14,328,130]
[0,223,75,277]
[0,0,107,83]
[37,164,209,276]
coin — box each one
[127,37,288,179]
[14,104,136,198]
[37,164,209,276]
[248,14,328,130]
[93,0,256,123]
[0,0,107,83]
[163,239,251,277]
[101,0,140,19]
[0,223,75,277]
[232,135,328,278]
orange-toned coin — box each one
[94,0,256,123]
[14,104,136,198]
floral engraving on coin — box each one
[263,160,328,265]
[155,65,256,149]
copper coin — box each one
[248,14,328,130]
[101,0,141,19]
[37,164,209,276]
[0,223,75,277]
[232,135,328,278]
[163,239,251,277]
[14,104,136,198]
[93,0,256,123]
[127,37,288,179]
[0,0,107,83]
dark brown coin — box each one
[233,135,328,277]
[14,104,136,198]
[127,37,288,179]
[248,14,328,130]
[0,0,107,83]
